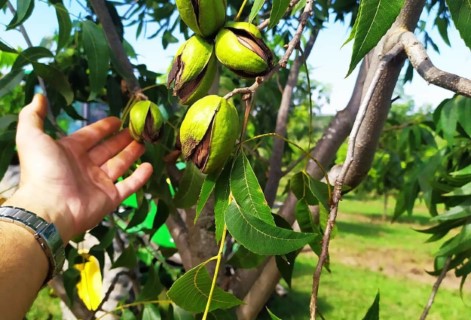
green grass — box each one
[263,255,469,320]
[26,287,61,319]
[260,196,470,320]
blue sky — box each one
[1,2,470,115]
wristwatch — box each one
[0,206,65,284]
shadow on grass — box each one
[259,293,333,320]
[336,220,391,237]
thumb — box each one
[16,94,48,142]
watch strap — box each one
[0,206,65,284]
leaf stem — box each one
[202,225,228,320]
[96,299,173,319]
[235,0,248,21]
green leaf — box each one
[291,0,306,16]
[294,199,322,256]
[0,115,18,131]
[7,0,34,29]
[290,172,319,205]
[112,244,138,269]
[174,162,205,208]
[451,164,471,177]
[267,308,282,320]
[230,153,274,225]
[138,263,164,301]
[275,252,297,288]
[0,142,15,181]
[143,304,161,320]
[81,20,110,101]
[225,201,316,255]
[455,96,471,138]
[0,40,17,53]
[214,164,231,242]
[362,292,380,320]
[268,0,290,29]
[0,69,24,98]
[435,16,450,46]
[167,261,242,313]
[62,268,80,306]
[54,3,72,52]
[437,224,471,256]
[227,245,266,269]
[196,172,219,220]
[444,182,471,197]
[12,47,54,70]
[290,172,330,210]
[347,0,404,75]
[432,200,471,222]
[32,62,74,105]
[126,199,149,229]
[445,0,471,51]
[249,0,265,23]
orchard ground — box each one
[28,196,470,319]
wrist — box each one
[3,188,74,243]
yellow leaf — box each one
[75,251,103,310]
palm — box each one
[15,95,152,241]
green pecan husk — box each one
[215,22,274,77]
[180,95,239,174]
[167,35,217,105]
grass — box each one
[26,287,61,319]
[260,196,470,319]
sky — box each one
[1,2,470,115]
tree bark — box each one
[264,30,319,207]
[232,57,371,319]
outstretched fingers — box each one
[115,163,153,201]
[88,129,134,166]
[65,117,122,150]
[100,140,147,181]
[16,94,48,142]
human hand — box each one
[4,94,153,242]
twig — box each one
[202,226,228,320]
[401,31,471,98]
[88,0,144,98]
[89,270,130,319]
[309,42,405,319]
[420,256,452,320]
[257,0,302,30]
[224,0,314,100]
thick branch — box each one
[232,56,371,320]
[264,30,319,207]
[89,0,141,95]
[310,43,405,319]
[401,31,471,98]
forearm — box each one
[0,191,69,319]
[0,221,49,319]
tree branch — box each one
[231,54,372,320]
[88,0,142,97]
[401,31,471,98]
[264,30,319,206]
[420,256,452,320]
[309,42,405,319]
